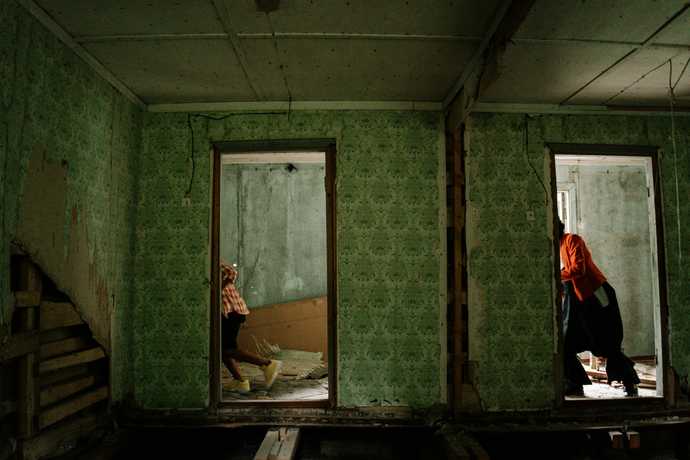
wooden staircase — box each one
[1,257,110,460]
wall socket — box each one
[526,210,535,221]
[182,197,191,207]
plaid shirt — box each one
[220,262,250,317]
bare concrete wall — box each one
[557,164,655,357]
[220,163,327,308]
[1,1,142,401]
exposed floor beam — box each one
[147,100,442,113]
[211,0,264,100]
[17,0,145,109]
[560,3,690,105]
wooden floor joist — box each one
[38,385,108,430]
[39,347,105,373]
[254,427,301,460]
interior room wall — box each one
[466,113,689,411]
[133,111,447,409]
[0,0,142,402]
[556,163,655,357]
[220,163,327,308]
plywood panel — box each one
[482,42,635,103]
[228,0,499,36]
[83,40,256,104]
[515,0,684,42]
[241,38,475,101]
[35,0,224,36]
[237,297,327,358]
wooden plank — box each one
[626,431,641,449]
[14,290,41,307]
[0,331,39,362]
[40,336,92,360]
[40,364,91,388]
[40,302,82,331]
[38,385,108,430]
[17,307,37,439]
[41,324,90,344]
[254,429,279,460]
[39,348,105,374]
[609,431,624,449]
[276,428,300,460]
[40,375,97,407]
[22,412,104,460]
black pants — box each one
[221,313,246,350]
[562,281,640,388]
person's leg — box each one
[563,282,591,395]
[221,352,244,380]
[226,348,270,367]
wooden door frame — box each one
[547,143,672,410]
[209,139,337,410]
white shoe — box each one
[262,360,282,389]
[226,379,250,394]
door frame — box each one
[209,139,337,410]
[547,143,672,409]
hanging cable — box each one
[524,114,549,205]
[667,60,683,271]
[184,111,286,197]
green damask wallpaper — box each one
[466,113,690,411]
[133,111,446,408]
[0,0,141,402]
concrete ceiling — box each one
[28,0,690,108]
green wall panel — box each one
[466,113,690,411]
[0,0,142,402]
[134,111,447,409]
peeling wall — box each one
[0,0,142,402]
[133,111,447,409]
[220,163,327,308]
[466,113,690,411]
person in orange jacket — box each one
[558,220,640,397]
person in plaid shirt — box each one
[221,261,282,393]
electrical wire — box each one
[667,60,683,271]
[184,111,287,197]
[524,114,549,205]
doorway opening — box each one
[211,141,336,406]
[550,145,668,402]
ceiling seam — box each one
[17,0,145,109]
[211,0,264,100]
[265,12,292,103]
[603,55,685,105]
[559,3,690,105]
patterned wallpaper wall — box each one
[133,111,446,408]
[466,113,690,411]
[0,0,142,402]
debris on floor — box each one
[222,347,328,401]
